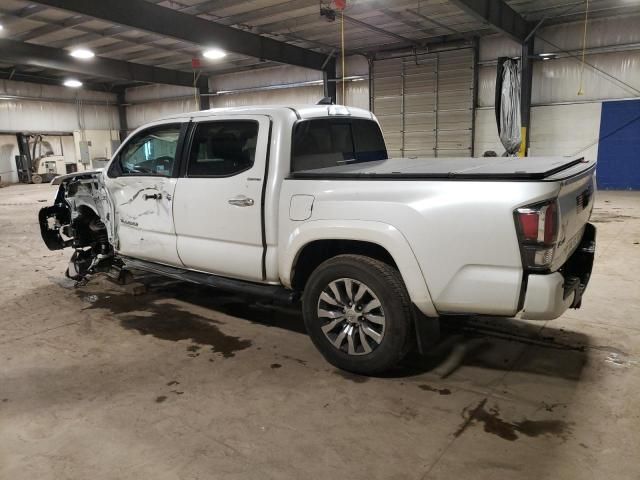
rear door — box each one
[104,122,186,266]
[173,116,271,282]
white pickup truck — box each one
[39,104,596,374]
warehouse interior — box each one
[1,0,639,478]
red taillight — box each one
[516,201,558,245]
[515,200,559,270]
[518,212,540,242]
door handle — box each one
[143,193,162,201]
[228,196,255,207]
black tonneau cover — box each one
[289,156,595,181]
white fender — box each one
[279,219,438,317]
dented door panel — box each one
[106,176,182,266]
[102,121,186,267]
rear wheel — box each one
[302,254,413,375]
[31,174,43,184]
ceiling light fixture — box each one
[70,48,95,59]
[0,24,4,31]
[64,79,83,88]
[203,48,226,60]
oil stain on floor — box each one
[78,290,252,358]
[455,398,571,441]
[419,384,452,395]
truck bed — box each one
[290,156,594,181]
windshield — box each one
[291,118,387,172]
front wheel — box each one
[302,254,413,375]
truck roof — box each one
[158,104,375,122]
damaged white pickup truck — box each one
[39,105,596,374]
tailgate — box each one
[551,165,596,270]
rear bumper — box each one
[521,223,596,320]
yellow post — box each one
[518,127,528,157]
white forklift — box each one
[15,133,78,184]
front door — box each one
[105,122,185,266]
[173,116,270,282]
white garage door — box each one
[373,48,475,158]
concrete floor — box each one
[1,183,639,480]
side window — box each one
[187,121,259,177]
[115,125,181,177]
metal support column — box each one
[471,37,480,157]
[434,54,439,157]
[199,78,210,110]
[401,58,406,157]
[519,39,534,157]
[368,57,374,112]
[323,58,337,104]
[117,90,128,143]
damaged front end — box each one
[39,171,117,281]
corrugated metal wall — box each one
[0,80,119,132]
[210,58,370,110]
[373,48,474,158]
[126,84,198,130]
[475,13,640,167]
[210,85,325,108]
[478,14,640,106]
[125,58,371,129]
[0,134,20,183]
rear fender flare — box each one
[280,219,438,317]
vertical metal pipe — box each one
[324,58,338,104]
[519,38,534,156]
[199,77,211,110]
[368,57,374,112]
[434,54,439,157]
[471,37,480,157]
[117,90,128,143]
[400,57,405,157]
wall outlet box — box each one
[79,141,90,164]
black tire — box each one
[302,254,413,375]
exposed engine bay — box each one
[39,172,119,281]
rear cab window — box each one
[291,118,387,172]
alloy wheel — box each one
[316,277,386,355]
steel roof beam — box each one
[0,68,111,92]
[0,38,206,88]
[449,0,530,42]
[146,0,337,53]
[0,7,254,74]
[13,15,87,41]
[29,0,331,71]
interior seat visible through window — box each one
[187,121,259,177]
